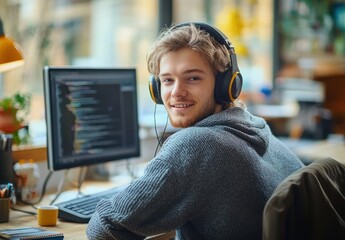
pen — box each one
[0,183,13,198]
[0,134,4,150]
[6,183,13,198]
[5,134,12,151]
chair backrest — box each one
[262,157,345,240]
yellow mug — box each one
[37,205,59,226]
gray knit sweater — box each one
[86,107,303,240]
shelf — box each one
[12,145,47,163]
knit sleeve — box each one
[86,158,189,239]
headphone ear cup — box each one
[231,73,243,100]
[148,75,163,104]
[214,69,243,104]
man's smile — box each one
[171,103,193,108]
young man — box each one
[87,22,303,239]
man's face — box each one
[159,48,222,128]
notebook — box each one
[0,227,63,240]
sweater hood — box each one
[195,107,270,155]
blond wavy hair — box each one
[147,23,231,77]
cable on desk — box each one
[49,169,69,205]
[63,166,87,196]
[49,167,88,205]
[10,206,37,215]
[126,159,136,180]
[18,170,53,207]
[77,166,87,196]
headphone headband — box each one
[173,22,234,51]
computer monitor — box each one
[43,66,140,171]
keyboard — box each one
[54,185,126,223]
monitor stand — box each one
[85,164,110,181]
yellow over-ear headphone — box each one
[148,22,243,105]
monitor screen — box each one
[43,66,140,171]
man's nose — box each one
[171,80,187,98]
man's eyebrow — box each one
[183,68,205,74]
[159,68,206,77]
[159,73,171,78]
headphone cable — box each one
[153,104,160,144]
[153,104,169,157]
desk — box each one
[293,140,345,165]
[1,209,87,239]
[0,182,175,240]
[281,137,345,165]
[0,181,114,239]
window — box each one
[1,0,274,144]
[1,0,159,144]
[174,0,274,93]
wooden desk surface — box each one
[1,209,88,239]
[0,182,115,239]
[2,205,174,240]
[0,181,175,240]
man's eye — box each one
[189,76,200,81]
[161,79,172,84]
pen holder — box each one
[0,149,13,184]
[0,198,10,223]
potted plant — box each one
[0,92,31,145]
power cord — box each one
[50,167,87,205]
[49,170,69,205]
[126,159,136,180]
[76,166,87,197]
[14,170,54,215]
[10,206,37,216]
[18,170,53,207]
[13,167,87,215]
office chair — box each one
[262,157,345,240]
